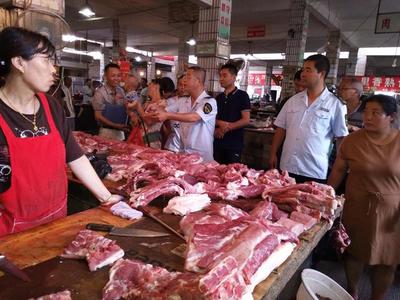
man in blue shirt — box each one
[214,63,250,164]
[269,54,348,183]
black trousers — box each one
[288,172,327,184]
[213,147,242,165]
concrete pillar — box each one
[345,48,358,76]
[112,19,127,60]
[281,0,309,100]
[265,64,273,95]
[197,0,232,94]
[355,54,367,76]
[177,38,190,75]
[147,57,156,82]
[325,30,341,86]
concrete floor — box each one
[313,260,400,300]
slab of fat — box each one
[163,194,211,216]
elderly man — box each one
[269,54,348,183]
[124,73,140,103]
[155,66,217,162]
[92,63,129,140]
[338,76,364,132]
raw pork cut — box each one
[290,211,318,230]
[276,217,305,237]
[250,200,288,222]
[62,229,124,271]
[163,194,211,216]
[129,177,194,208]
[28,290,71,300]
[103,258,247,300]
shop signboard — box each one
[375,0,400,33]
[248,73,266,86]
[375,13,400,33]
[195,42,216,57]
[247,25,266,38]
[248,73,282,87]
[218,0,231,40]
[359,76,400,92]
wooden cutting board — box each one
[0,213,186,300]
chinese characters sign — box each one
[375,13,400,33]
[218,0,231,40]
[360,76,400,92]
[248,73,266,86]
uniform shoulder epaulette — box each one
[330,91,346,105]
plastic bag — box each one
[86,150,112,179]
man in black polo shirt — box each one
[214,63,251,164]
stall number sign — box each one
[375,13,400,33]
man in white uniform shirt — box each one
[269,54,348,183]
[164,75,188,152]
[155,66,217,161]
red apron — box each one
[0,93,67,236]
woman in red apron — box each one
[0,27,122,236]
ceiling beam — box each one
[307,1,358,49]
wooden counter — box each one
[0,207,133,270]
[0,205,335,300]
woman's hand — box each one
[100,194,124,206]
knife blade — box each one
[0,254,31,282]
[86,223,170,237]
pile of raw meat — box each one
[69,132,345,300]
[102,202,299,300]
[73,132,342,223]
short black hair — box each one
[360,94,397,115]
[220,63,238,76]
[159,77,175,94]
[104,63,120,73]
[0,27,55,81]
[188,66,206,85]
[294,69,302,81]
[304,54,330,79]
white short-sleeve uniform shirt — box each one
[166,91,217,162]
[274,87,348,179]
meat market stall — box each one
[0,132,343,300]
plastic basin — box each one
[296,268,354,300]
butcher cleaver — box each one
[86,223,170,237]
[0,254,31,282]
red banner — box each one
[248,73,266,86]
[359,76,400,93]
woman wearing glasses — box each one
[0,27,122,236]
[328,94,400,300]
